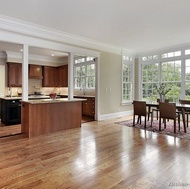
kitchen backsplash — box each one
[6,79,69,96]
[6,79,95,96]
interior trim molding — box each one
[98,110,133,121]
[0,15,122,55]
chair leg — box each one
[187,114,188,128]
[164,119,166,129]
[144,116,146,129]
[159,117,161,131]
[178,114,180,131]
[156,111,158,120]
[174,119,176,133]
[151,112,153,127]
[133,115,135,126]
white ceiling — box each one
[0,0,190,55]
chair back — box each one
[133,101,147,116]
[157,99,169,103]
[159,102,176,119]
[179,99,190,104]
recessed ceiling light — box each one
[20,49,23,51]
[51,54,54,56]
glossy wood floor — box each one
[0,115,190,188]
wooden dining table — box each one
[146,102,190,133]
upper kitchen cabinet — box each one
[29,65,43,79]
[42,66,57,87]
[57,65,68,87]
[7,62,22,87]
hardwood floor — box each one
[0,123,21,138]
[0,115,190,188]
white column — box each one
[22,44,29,100]
[68,52,74,99]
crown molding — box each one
[0,15,122,55]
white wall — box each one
[98,52,133,120]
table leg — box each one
[181,108,187,133]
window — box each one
[74,57,96,89]
[141,63,159,102]
[185,59,190,99]
[140,48,184,102]
[185,49,190,55]
[122,56,134,103]
[142,55,158,61]
[161,51,181,58]
[161,60,181,102]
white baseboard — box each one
[98,110,133,121]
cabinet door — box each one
[29,65,43,79]
[82,97,95,116]
[57,65,68,87]
[43,66,57,87]
[17,64,22,86]
[7,63,22,87]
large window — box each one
[185,59,190,99]
[141,63,159,102]
[74,57,96,89]
[122,56,134,103]
[161,60,181,102]
[140,48,190,102]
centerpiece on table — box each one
[155,83,171,102]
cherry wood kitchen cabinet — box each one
[29,64,43,79]
[7,62,22,87]
[59,95,95,119]
[57,65,68,87]
[82,97,95,117]
[42,66,57,87]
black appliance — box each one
[1,99,21,125]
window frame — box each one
[74,57,96,90]
[139,47,190,101]
[121,55,134,104]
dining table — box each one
[146,102,190,133]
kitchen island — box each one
[21,98,85,138]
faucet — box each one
[82,86,86,95]
[80,86,86,95]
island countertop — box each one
[21,98,86,104]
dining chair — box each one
[133,100,152,129]
[159,102,180,133]
[152,99,169,120]
[179,99,190,128]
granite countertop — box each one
[22,98,86,104]
[0,95,50,100]
[0,94,95,101]
[60,94,95,98]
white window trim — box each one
[74,58,96,90]
[139,47,190,101]
[121,55,134,105]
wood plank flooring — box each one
[0,116,190,188]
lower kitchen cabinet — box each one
[1,99,21,125]
[82,97,95,117]
[59,95,95,119]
